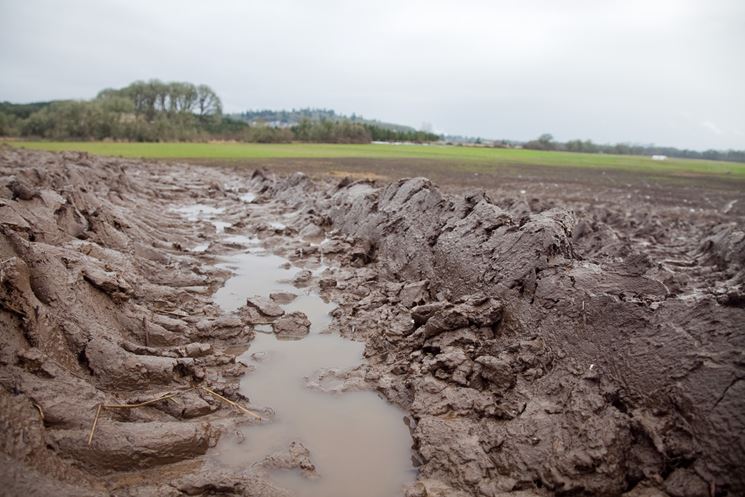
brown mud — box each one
[1,147,744,497]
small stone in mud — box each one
[239,306,265,324]
[399,280,429,307]
[293,269,313,286]
[185,342,213,357]
[250,351,269,362]
[411,302,449,326]
[300,224,324,239]
[261,441,317,479]
[664,468,710,497]
[273,311,311,339]
[219,315,244,327]
[234,430,246,444]
[476,355,515,390]
[253,324,273,334]
[198,315,243,330]
[8,178,39,200]
[246,296,285,317]
[319,277,337,289]
[270,291,297,304]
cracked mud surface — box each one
[1,147,743,497]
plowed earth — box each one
[1,147,743,497]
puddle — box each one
[190,242,210,253]
[241,192,257,203]
[171,203,225,221]
[213,250,300,314]
[223,234,261,246]
[254,324,273,334]
[212,220,232,233]
[211,238,415,497]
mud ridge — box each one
[251,171,745,497]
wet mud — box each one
[1,146,744,497]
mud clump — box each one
[247,295,285,317]
[273,311,311,339]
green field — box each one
[5,140,745,178]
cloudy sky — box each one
[1,0,743,149]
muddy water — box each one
[209,225,416,496]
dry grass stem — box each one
[199,385,263,419]
[87,404,102,446]
[86,385,261,444]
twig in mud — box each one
[87,404,102,446]
[101,390,190,409]
[87,389,192,445]
[160,309,189,318]
[86,386,262,445]
[33,402,44,421]
[582,300,586,327]
[142,316,150,347]
[198,386,263,420]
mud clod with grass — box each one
[1,147,743,497]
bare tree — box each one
[196,84,222,121]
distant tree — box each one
[538,133,554,148]
[97,94,135,114]
[613,143,632,155]
[0,111,19,136]
[292,119,313,141]
[291,119,371,143]
[196,84,222,122]
[566,139,598,153]
[242,124,293,143]
[524,133,556,151]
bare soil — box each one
[1,147,743,497]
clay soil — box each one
[1,147,744,497]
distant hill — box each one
[0,100,57,119]
[230,108,418,133]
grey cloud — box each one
[1,0,743,149]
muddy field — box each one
[1,147,744,497]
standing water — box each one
[208,225,416,496]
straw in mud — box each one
[198,385,263,419]
[87,386,262,445]
[87,404,102,446]
[32,402,44,421]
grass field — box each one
[6,140,745,178]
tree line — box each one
[522,133,745,163]
[0,80,224,142]
[0,80,440,144]
[235,107,420,134]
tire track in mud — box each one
[172,198,416,497]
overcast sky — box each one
[1,0,743,150]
